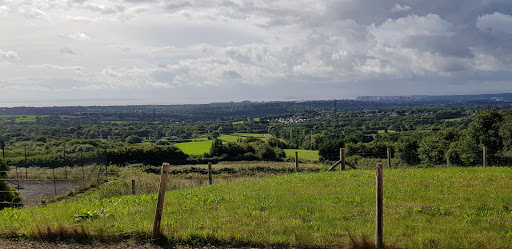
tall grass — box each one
[0,167,511,248]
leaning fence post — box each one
[295,151,299,172]
[483,146,487,167]
[15,166,19,190]
[387,148,391,169]
[208,162,213,185]
[376,163,384,249]
[152,162,170,239]
[340,148,346,171]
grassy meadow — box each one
[284,149,320,162]
[217,134,242,142]
[232,133,265,138]
[174,141,213,155]
[1,166,511,248]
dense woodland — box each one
[1,96,512,168]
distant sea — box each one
[0,98,218,107]
[0,96,313,107]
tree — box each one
[418,129,461,165]
[467,111,503,155]
[499,112,512,152]
[209,140,225,157]
[397,136,420,165]
[267,137,288,149]
[0,160,22,209]
[125,135,143,144]
[318,139,344,161]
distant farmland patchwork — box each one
[0,114,49,123]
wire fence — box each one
[0,150,511,247]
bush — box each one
[107,145,188,166]
[209,140,285,161]
[0,160,22,209]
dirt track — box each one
[0,240,167,249]
[0,240,252,249]
[6,179,83,205]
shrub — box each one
[0,160,22,209]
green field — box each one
[444,117,464,122]
[377,130,397,134]
[232,133,264,138]
[174,140,213,155]
[0,167,510,248]
[232,118,260,124]
[284,149,319,161]
[218,134,242,142]
[0,114,49,123]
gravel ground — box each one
[6,179,83,205]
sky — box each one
[1,0,512,106]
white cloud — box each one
[59,32,91,41]
[0,50,20,62]
[476,12,512,34]
[28,64,84,71]
[391,3,411,13]
[369,14,454,45]
[0,5,12,14]
[84,2,125,14]
[19,7,48,20]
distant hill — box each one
[356,93,512,103]
[1,93,512,121]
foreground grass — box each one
[0,167,511,248]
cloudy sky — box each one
[1,0,512,106]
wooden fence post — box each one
[340,148,346,171]
[97,164,101,183]
[295,151,299,172]
[15,166,19,190]
[376,163,384,249]
[152,162,170,239]
[131,179,136,195]
[208,162,213,185]
[483,146,487,167]
[52,167,57,195]
[387,148,391,169]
